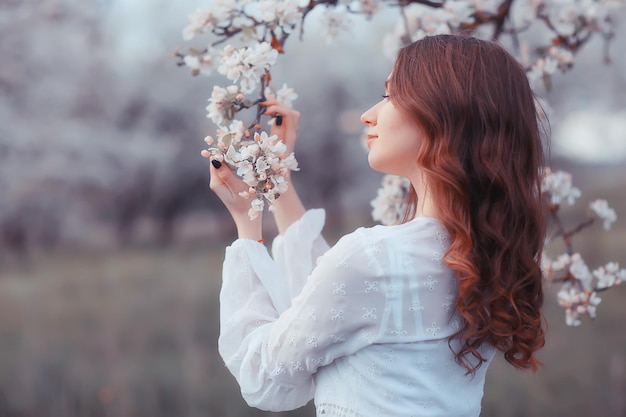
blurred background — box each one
[0,0,625,416]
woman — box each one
[209,34,546,416]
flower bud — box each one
[200,149,211,158]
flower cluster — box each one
[542,168,581,205]
[546,252,625,326]
[201,130,299,219]
[218,42,278,94]
[589,199,617,230]
[370,175,410,226]
[319,7,353,43]
[528,46,575,85]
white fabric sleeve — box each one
[271,208,331,302]
[219,232,387,412]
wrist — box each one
[234,214,263,241]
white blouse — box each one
[219,209,496,417]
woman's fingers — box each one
[262,104,300,121]
[209,160,248,207]
[208,161,263,238]
[259,100,300,123]
[259,101,300,154]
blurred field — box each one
[0,242,624,417]
[0,167,625,417]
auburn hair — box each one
[389,35,546,373]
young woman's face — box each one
[360,84,425,178]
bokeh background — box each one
[1,0,625,416]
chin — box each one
[367,156,391,175]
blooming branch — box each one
[179,0,623,318]
[541,169,623,326]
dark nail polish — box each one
[211,160,222,169]
[276,115,283,126]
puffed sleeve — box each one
[218,231,388,412]
[271,209,331,302]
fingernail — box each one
[276,115,283,126]
[211,160,222,169]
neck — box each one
[408,171,439,219]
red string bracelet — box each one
[258,238,265,243]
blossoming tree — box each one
[177,0,624,324]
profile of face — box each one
[360,84,426,178]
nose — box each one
[360,102,378,126]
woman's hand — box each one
[260,100,300,157]
[209,159,262,241]
[259,100,306,234]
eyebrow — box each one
[385,80,389,91]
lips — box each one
[367,135,377,148]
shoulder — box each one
[336,217,447,254]
[317,218,449,277]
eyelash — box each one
[381,95,390,99]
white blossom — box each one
[182,47,215,76]
[257,0,303,34]
[549,0,580,36]
[589,199,617,230]
[265,84,298,108]
[570,253,593,290]
[274,175,289,193]
[528,56,559,82]
[281,153,299,171]
[593,262,624,289]
[217,42,279,93]
[251,198,265,212]
[541,252,553,276]
[557,281,601,326]
[381,3,470,58]
[182,0,240,40]
[565,307,581,326]
[371,175,411,225]
[248,198,265,220]
[182,8,212,41]
[548,46,575,69]
[542,169,581,205]
[319,7,352,43]
[551,253,571,272]
[206,85,244,127]
[473,0,501,14]
[586,292,602,318]
[183,55,201,70]
[356,0,382,16]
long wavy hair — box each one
[388,34,546,373]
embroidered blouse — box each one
[219,209,496,417]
